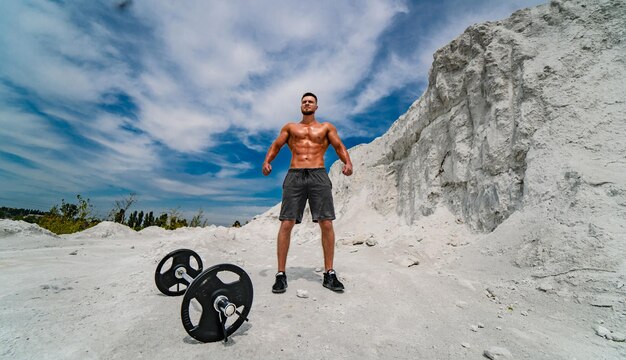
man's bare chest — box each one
[289,125,329,145]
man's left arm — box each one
[327,123,353,176]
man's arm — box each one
[327,123,353,176]
[262,124,290,176]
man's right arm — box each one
[262,124,290,176]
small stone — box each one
[130,246,135,249]
[495,326,502,330]
[315,267,323,273]
[397,257,420,267]
[593,325,611,338]
[589,297,614,308]
[483,346,512,359]
[521,311,528,316]
[485,288,498,301]
[470,325,479,332]
[478,322,485,328]
[461,342,470,348]
[455,300,468,309]
[352,238,364,245]
[538,283,553,292]
[350,249,359,253]
[366,238,378,247]
[69,250,78,255]
[296,289,309,299]
[609,332,625,342]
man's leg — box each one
[318,219,335,271]
[273,220,295,293]
[277,220,295,272]
[319,219,344,291]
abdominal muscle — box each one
[288,142,328,168]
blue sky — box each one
[0,0,545,225]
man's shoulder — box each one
[282,122,298,130]
[320,121,337,130]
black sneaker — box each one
[272,272,287,293]
[322,269,344,292]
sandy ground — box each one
[1,215,623,360]
[3,1,625,358]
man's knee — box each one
[318,219,333,231]
[280,220,296,232]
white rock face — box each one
[332,0,625,232]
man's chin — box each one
[301,110,315,115]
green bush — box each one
[37,195,100,235]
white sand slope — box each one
[1,0,625,358]
[1,214,623,359]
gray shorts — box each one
[279,168,335,224]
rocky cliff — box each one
[326,0,626,288]
[333,0,624,230]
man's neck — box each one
[300,114,317,124]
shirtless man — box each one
[262,92,353,293]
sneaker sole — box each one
[272,283,287,294]
[323,283,344,292]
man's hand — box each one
[342,163,353,176]
[262,162,272,176]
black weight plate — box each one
[181,263,253,343]
[154,249,203,296]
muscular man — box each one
[262,92,353,293]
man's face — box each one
[301,96,318,115]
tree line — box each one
[1,194,244,235]
[0,207,46,219]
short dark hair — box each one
[301,92,317,103]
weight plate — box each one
[154,249,203,296]
[181,263,254,343]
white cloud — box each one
[0,1,131,103]
[129,0,408,149]
[138,101,228,153]
[152,175,274,197]
[1,0,408,156]
[0,108,67,151]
